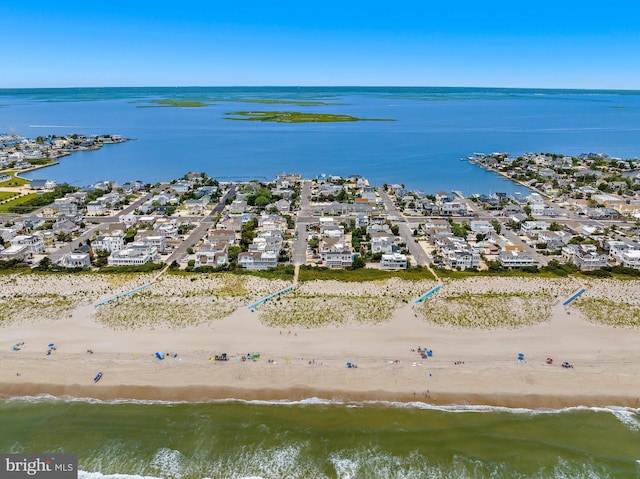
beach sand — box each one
[0,274,639,409]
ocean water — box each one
[1,397,639,478]
[1,87,640,194]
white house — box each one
[237,251,278,270]
[380,253,407,270]
[59,253,91,269]
[498,249,535,268]
[10,235,45,254]
[108,246,157,266]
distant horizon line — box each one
[1,85,640,93]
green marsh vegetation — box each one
[225,99,334,106]
[137,99,212,108]
[225,111,394,123]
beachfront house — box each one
[59,253,91,269]
[498,248,535,268]
[10,234,45,254]
[194,242,228,268]
[324,248,354,269]
[0,244,28,261]
[107,244,157,266]
[380,252,407,270]
[237,251,278,270]
[562,244,608,270]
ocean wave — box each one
[77,452,617,479]
[3,394,639,418]
[79,472,161,479]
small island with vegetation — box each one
[137,99,211,108]
[225,111,394,123]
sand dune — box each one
[0,274,638,408]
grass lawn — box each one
[0,191,19,202]
[0,193,40,213]
[0,171,31,187]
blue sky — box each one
[2,1,639,89]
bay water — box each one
[1,87,640,194]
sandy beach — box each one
[1,273,639,408]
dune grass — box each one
[259,278,436,328]
[575,298,640,328]
[0,295,77,325]
[417,292,552,329]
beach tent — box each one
[155,352,165,360]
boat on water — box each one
[93,372,103,383]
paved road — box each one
[292,180,312,265]
[164,185,236,265]
[377,188,430,266]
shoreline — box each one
[1,383,638,410]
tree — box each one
[549,222,561,231]
[351,255,366,269]
[490,220,502,235]
[37,257,52,270]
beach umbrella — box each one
[518,353,525,359]
[155,352,165,360]
[48,343,55,348]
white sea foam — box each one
[3,394,640,418]
[79,472,161,479]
